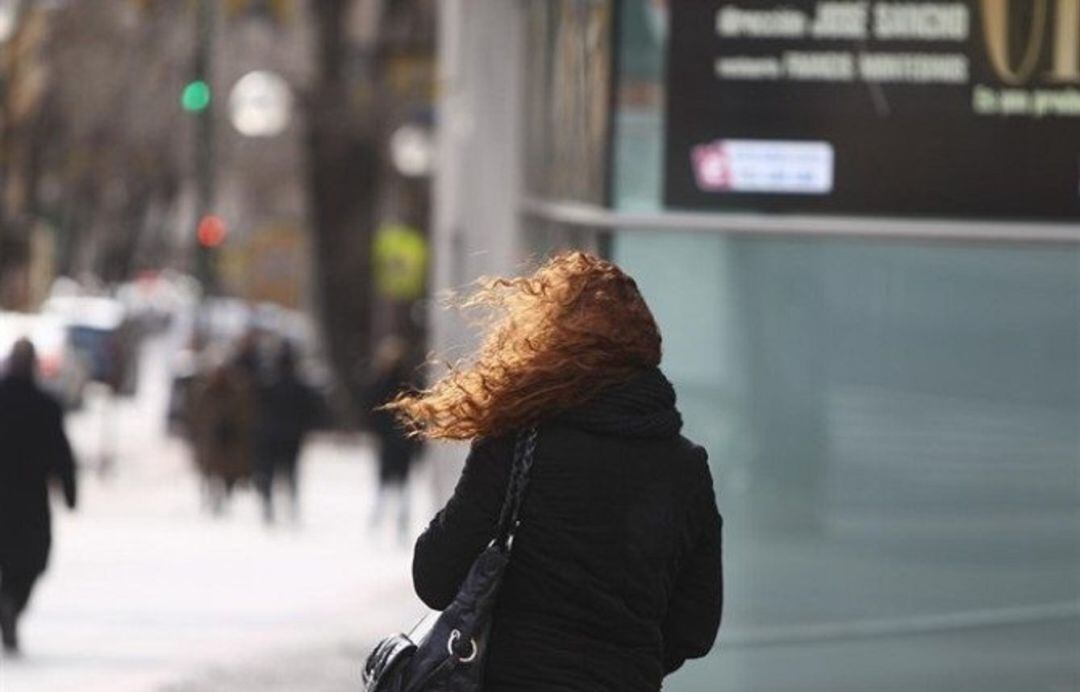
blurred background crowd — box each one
[0,2,437,690]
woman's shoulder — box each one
[462,433,518,485]
[469,431,517,460]
[674,434,709,467]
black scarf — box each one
[556,367,683,438]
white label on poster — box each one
[691,139,835,194]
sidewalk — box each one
[162,642,370,692]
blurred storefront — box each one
[435,1,1080,690]
[219,222,309,309]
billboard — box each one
[664,1,1080,221]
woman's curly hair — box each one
[385,251,661,440]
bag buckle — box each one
[447,629,478,663]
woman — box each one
[188,350,254,515]
[0,339,77,654]
[366,336,422,542]
[254,342,320,524]
[387,251,722,690]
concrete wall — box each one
[428,0,526,499]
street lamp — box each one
[389,123,434,178]
[228,70,292,138]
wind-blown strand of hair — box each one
[384,251,662,440]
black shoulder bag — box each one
[362,427,539,692]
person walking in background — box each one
[187,346,255,515]
[0,339,77,655]
[366,336,421,543]
[385,252,723,690]
[253,341,320,525]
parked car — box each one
[116,270,200,334]
[0,310,90,410]
[42,296,140,396]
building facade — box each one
[434,2,1080,689]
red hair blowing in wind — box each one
[385,251,662,440]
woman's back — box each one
[413,369,723,691]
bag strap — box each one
[493,426,539,552]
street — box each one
[0,337,428,692]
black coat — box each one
[368,363,420,483]
[0,375,77,575]
[255,373,320,465]
[413,368,722,691]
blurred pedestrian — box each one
[232,329,261,382]
[366,336,421,542]
[385,252,723,689]
[253,342,320,525]
[187,346,255,515]
[0,339,77,655]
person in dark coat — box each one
[188,356,254,515]
[0,339,77,654]
[253,341,320,524]
[386,252,723,690]
[366,336,421,541]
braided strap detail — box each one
[494,427,539,551]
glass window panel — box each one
[615,235,1080,691]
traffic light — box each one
[196,215,227,248]
[181,80,212,112]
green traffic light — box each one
[182,80,211,112]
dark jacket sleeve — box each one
[300,382,322,434]
[662,456,723,674]
[47,399,77,510]
[412,436,512,610]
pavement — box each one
[0,336,431,692]
[160,642,370,692]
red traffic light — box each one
[197,215,227,248]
